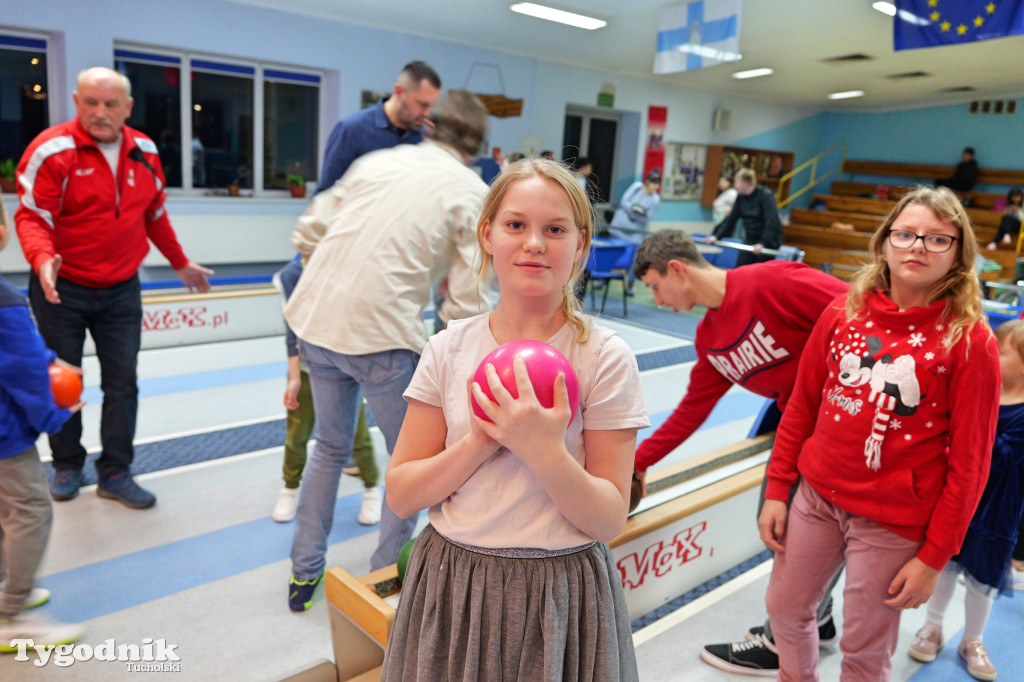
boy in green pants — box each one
[273,257,380,524]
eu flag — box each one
[894,0,1024,50]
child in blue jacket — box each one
[0,205,85,650]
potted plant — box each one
[0,158,16,194]
[288,173,307,198]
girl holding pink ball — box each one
[382,159,648,681]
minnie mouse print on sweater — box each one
[832,331,938,471]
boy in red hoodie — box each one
[633,230,849,675]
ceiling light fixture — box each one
[509,3,607,30]
[872,2,896,16]
[732,68,774,79]
[872,1,930,25]
[828,90,865,100]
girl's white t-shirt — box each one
[404,312,650,550]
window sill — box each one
[163,190,310,203]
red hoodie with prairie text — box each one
[635,261,849,472]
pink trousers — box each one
[765,481,920,681]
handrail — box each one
[777,142,848,209]
[699,238,805,262]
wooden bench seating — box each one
[796,244,871,281]
[843,160,1024,188]
[809,194,1002,230]
[785,223,872,250]
[781,180,1019,281]
[783,222,1014,278]
[831,180,1007,211]
[791,207,882,232]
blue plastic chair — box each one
[585,242,630,316]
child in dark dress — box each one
[908,319,1024,681]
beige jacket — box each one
[285,140,491,356]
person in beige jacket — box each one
[282,90,493,611]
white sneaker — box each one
[358,487,382,525]
[1011,565,1024,591]
[26,587,50,609]
[0,611,86,653]
[0,585,49,610]
[272,488,299,523]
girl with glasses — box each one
[759,186,1001,680]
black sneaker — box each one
[97,472,156,509]
[746,614,839,648]
[700,634,779,677]
[817,614,838,647]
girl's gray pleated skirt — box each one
[380,524,638,682]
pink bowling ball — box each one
[471,340,580,425]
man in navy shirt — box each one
[317,61,442,193]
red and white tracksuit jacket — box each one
[15,118,188,288]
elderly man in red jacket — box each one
[15,66,213,509]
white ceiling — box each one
[229,0,1024,111]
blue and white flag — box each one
[894,0,1024,51]
[654,0,743,74]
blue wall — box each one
[695,94,1024,215]
[822,99,1024,169]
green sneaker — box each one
[288,573,323,612]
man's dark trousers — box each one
[29,274,142,480]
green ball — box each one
[397,538,416,584]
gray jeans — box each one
[0,446,53,617]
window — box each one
[264,72,319,190]
[191,60,254,190]
[114,47,321,195]
[0,32,51,165]
[115,52,183,186]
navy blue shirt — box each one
[317,97,423,193]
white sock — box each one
[962,571,995,643]
[925,562,961,628]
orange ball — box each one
[49,364,82,409]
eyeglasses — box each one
[887,229,959,253]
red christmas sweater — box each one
[765,290,1000,570]
[635,261,849,471]
[15,119,188,287]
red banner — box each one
[643,106,667,181]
